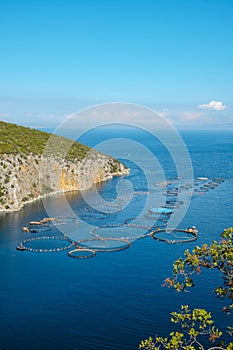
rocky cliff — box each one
[0,121,129,211]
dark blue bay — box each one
[0,130,233,349]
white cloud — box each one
[198,100,228,111]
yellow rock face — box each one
[61,169,79,191]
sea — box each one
[0,128,232,350]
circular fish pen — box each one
[75,237,131,252]
[150,227,198,244]
[148,207,173,215]
[78,211,108,221]
[17,236,75,253]
[162,203,179,209]
[68,248,96,259]
[165,190,179,196]
[212,178,224,184]
[166,200,184,205]
[90,224,151,240]
[194,188,208,193]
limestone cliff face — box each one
[0,152,129,212]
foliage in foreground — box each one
[139,305,233,350]
[139,227,233,350]
[165,227,233,311]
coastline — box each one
[0,168,129,213]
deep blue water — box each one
[0,129,233,349]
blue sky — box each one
[0,0,233,129]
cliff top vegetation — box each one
[0,121,92,160]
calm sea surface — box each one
[0,129,232,349]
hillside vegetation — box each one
[0,121,91,160]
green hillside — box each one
[0,121,91,160]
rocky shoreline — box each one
[0,152,129,212]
